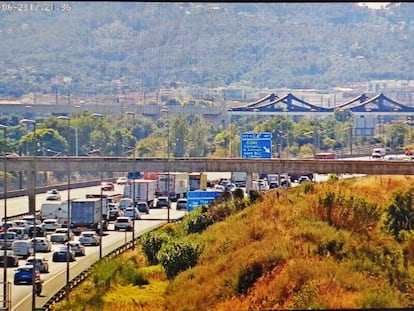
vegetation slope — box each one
[54,175,414,310]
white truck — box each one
[40,201,70,227]
[70,198,107,235]
[188,172,208,191]
[157,172,189,202]
[231,172,247,187]
[40,202,62,220]
[123,179,157,207]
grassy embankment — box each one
[53,175,414,310]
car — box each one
[101,182,115,191]
[0,231,19,249]
[50,228,74,243]
[371,147,386,159]
[108,208,123,221]
[65,241,85,256]
[46,189,61,201]
[13,219,30,229]
[136,201,150,214]
[25,255,49,273]
[118,198,133,210]
[12,240,33,258]
[298,175,312,184]
[79,231,101,246]
[123,207,141,220]
[116,177,128,185]
[7,227,29,240]
[155,197,170,209]
[41,218,62,232]
[28,225,47,238]
[14,265,41,285]
[52,246,76,262]
[176,198,188,211]
[21,215,41,226]
[114,217,133,231]
[0,250,19,267]
[30,237,52,253]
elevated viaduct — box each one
[2,156,414,214]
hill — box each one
[1,2,414,98]
[54,175,414,310]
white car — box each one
[46,189,61,201]
[116,177,128,185]
[41,219,62,232]
[26,255,49,273]
[114,217,133,231]
[31,237,52,253]
[79,231,101,246]
[50,228,74,243]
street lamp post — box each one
[19,118,37,311]
[0,124,8,310]
[92,113,104,259]
[58,115,72,300]
[125,112,136,249]
[161,108,170,223]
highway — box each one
[0,183,187,310]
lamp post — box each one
[19,118,37,311]
[92,113,104,259]
[125,112,136,249]
[58,115,72,299]
[0,124,8,310]
[161,108,170,223]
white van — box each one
[372,148,386,159]
[12,240,33,258]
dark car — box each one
[28,225,47,238]
[14,265,41,285]
[176,198,187,211]
[156,197,170,209]
[101,182,115,191]
[0,250,19,267]
[52,246,76,262]
[108,208,122,221]
[136,202,150,214]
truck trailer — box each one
[70,198,107,235]
[188,172,208,191]
[157,172,189,201]
[123,179,157,207]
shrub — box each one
[139,231,171,265]
[157,240,203,279]
[236,262,263,294]
[249,189,261,203]
[182,206,214,234]
[384,187,414,239]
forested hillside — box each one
[1,2,414,98]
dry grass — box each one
[53,175,414,310]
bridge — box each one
[3,156,414,175]
[3,156,414,214]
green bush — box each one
[157,240,203,279]
[236,262,263,294]
[385,187,414,239]
[182,206,214,234]
[248,189,261,203]
[139,231,172,265]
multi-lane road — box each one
[0,183,187,310]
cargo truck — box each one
[157,172,189,201]
[70,198,107,235]
[231,172,247,187]
[123,179,157,207]
[188,172,208,191]
[40,201,72,227]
